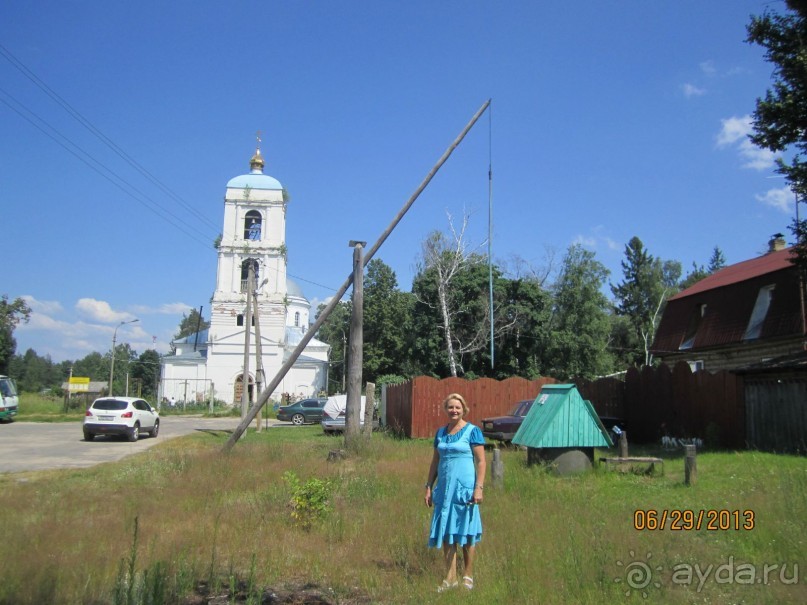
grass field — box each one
[0,423,804,604]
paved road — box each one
[0,416,287,474]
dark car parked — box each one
[481,399,534,442]
[276,397,327,425]
[482,398,625,443]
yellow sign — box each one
[68,377,91,393]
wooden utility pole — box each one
[252,284,265,432]
[240,263,254,420]
[223,99,491,452]
[345,241,366,443]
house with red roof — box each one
[651,236,806,372]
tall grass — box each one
[0,427,804,604]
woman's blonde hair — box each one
[442,393,470,416]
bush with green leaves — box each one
[283,471,333,531]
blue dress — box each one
[428,423,485,548]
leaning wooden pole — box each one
[222,99,491,452]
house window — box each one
[688,360,705,372]
[240,259,259,293]
[244,210,262,240]
[743,285,775,340]
[294,312,300,327]
[679,303,706,350]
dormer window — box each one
[679,303,706,350]
[743,285,775,340]
[244,210,262,240]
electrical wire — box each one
[0,43,219,234]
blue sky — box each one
[1,0,796,363]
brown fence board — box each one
[386,364,755,447]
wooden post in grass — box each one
[684,444,697,486]
[363,382,375,438]
[491,447,504,488]
[619,431,628,458]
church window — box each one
[244,210,262,240]
[241,259,260,293]
[236,314,255,327]
[294,312,300,327]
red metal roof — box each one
[670,247,797,300]
[652,246,803,354]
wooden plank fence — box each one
[385,376,557,438]
[385,362,750,448]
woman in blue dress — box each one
[424,393,486,592]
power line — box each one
[1,44,343,296]
[0,88,216,249]
[0,43,219,234]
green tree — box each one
[71,351,108,381]
[611,237,680,366]
[490,276,551,379]
[362,259,413,384]
[316,299,351,394]
[172,308,210,349]
[546,244,613,379]
[0,295,32,374]
[108,343,137,396]
[130,349,161,400]
[707,246,727,273]
[747,2,807,269]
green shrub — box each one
[283,471,333,531]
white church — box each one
[160,146,330,405]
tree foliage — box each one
[0,295,32,374]
[362,259,413,384]
[747,2,807,269]
[172,309,210,345]
[611,237,680,366]
[547,244,613,379]
[316,299,351,394]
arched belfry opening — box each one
[244,210,262,240]
[240,258,259,293]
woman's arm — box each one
[424,448,439,507]
[471,444,486,504]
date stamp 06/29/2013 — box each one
[633,509,755,531]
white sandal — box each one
[437,580,458,593]
[462,576,474,590]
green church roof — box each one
[512,384,613,448]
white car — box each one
[83,397,160,442]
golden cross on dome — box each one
[256,130,262,152]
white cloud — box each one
[129,302,194,315]
[682,83,706,98]
[755,186,796,214]
[716,115,752,147]
[310,296,333,314]
[700,60,717,75]
[21,295,63,315]
[75,298,133,323]
[717,115,777,171]
[572,234,597,248]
